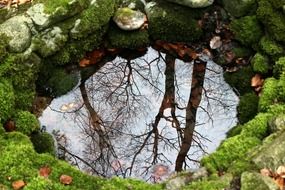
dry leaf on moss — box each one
[12,180,25,190]
[60,175,72,185]
[39,166,52,178]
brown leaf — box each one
[275,177,284,190]
[60,175,72,185]
[39,166,51,178]
[210,36,222,49]
[12,180,25,190]
[251,74,264,87]
[79,58,90,67]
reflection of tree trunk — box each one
[80,82,108,149]
[175,59,207,172]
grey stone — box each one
[32,26,68,57]
[165,175,191,190]
[113,8,146,31]
[191,167,208,180]
[252,131,285,171]
[27,4,51,30]
[165,0,214,8]
[268,114,285,132]
[241,172,279,190]
[0,15,32,53]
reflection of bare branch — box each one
[175,59,207,172]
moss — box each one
[257,0,285,43]
[146,1,203,43]
[274,57,285,77]
[232,47,253,58]
[258,78,279,112]
[230,16,263,46]
[259,36,284,58]
[228,159,257,176]
[226,125,243,138]
[201,135,261,173]
[0,79,15,123]
[70,0,116,39]
[0,54,15,78]
[182,174,232,190]
[14,88,36,110]
[14,111,40,136]
[107,24,149,49]
[0,33,9,62]
[222,0,257,18]
[240,113,271,140]
[251,53,269,74]
[31,132,56,156]
[224,66,254,96]
[237,93,259,124]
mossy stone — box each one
[14,111,40,136]
[237,93,259,124]
[0,79,15,123]
[274,57,285,77]
[107,24,149,49]
[145,1,203,43]
[259,36,284,59]
[251,53,269,74]
[222,0,257,18]
[224,66,254,96]
[258,78,279,112]
[230,16,263,47]
[241,172,279,190]
[31,132,56,156]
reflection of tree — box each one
[52,48,237,179]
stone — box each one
[113,8,146,31]
[165,175,191,190]
[241,172,279,190]
[165,0,214,8]
[268,114,285,132]
[0,15,32,53]
[32,26,68,57]
[252,131,285,171]
[191,167,208,180]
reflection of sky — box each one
[39,48,238,179]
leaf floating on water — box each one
[60,102,79,112]
[60,175,72,185]
[39,166,52,178]
[12,180,25,190]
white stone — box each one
[165,0,214,8]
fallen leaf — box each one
[251,74,264,87]
[12,180,25,190]
[79,58,90,67]
[39,166,51,178]
[60,175,72,185]
[275,177,284,190]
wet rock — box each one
[0,15,32,53]
[113,8,146,31]
[241,172,279,190]
[268,114,285,132]
[252,131,285,171]
[165,0,214,8]
[32,26,68,57]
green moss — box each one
[14,111,40,136]
[251,53,269,74]
[201,135,261,173]
[240,113,271,139]
[147,1,203,43]
[237,93,259,124]
[259,36,284,58]
[116,0,145,12]
[222,0,257,18]
[274,57,285,77]
[31,132,56,156]
[39,0,88,15]
[182,174,232,190]
[258,78,279,112]
[14,88,36,110]
[232,47,253,58]
[257,0,285,43]
[226,125,243,138]
[0,79,15,123]
[0,54,15,77]
[108,24,149,49]
[0,33,9,62]
[230,16,263,46]
[224,66,254,95]
[70,0,115,39]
